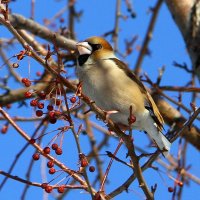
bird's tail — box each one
[145,118,171,157]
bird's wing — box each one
[110,58,164,131]
[145,93,164,131]
[110,58,147,93]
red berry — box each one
[56,99,62,106]
[32,153,40,160]
[168,187,174,193]
[17,51,25,60]
[29,138,36,144]
[59,18,65,23]
[24,91,32,98]
[57,185,65,193]
[79,153,88,167]
[37,102,44,109]
[36,110,43,117]
[24,81,31,87]
[49,111,55,118]
[49,168,56,174]
[70,96,76,103]
[51,143,58,150]
[43,147,51,154]
[47,105,54,111]
[89,166,95,172]
[81,159,89,167]
[1,125,8,134]
[30,99,38,107]
[47,161,54,168]
[45,185,53,193]
[178,181,183,187]
[21,78,31,87]
[55,147,62,155]
[21,78,28,83]
[36,71,41,76]
[49,118,57,124]
[41,183,48,189]
[38,92,46,100]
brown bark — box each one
[165,0,200,80]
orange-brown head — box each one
[76,36,115,65]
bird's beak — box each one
[76,42,92,55]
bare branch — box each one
[7,14,76,50]
[134,0,163,75]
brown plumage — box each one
[110,57,164,131]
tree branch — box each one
[165,0,200,80]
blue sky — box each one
[0,0,199,200]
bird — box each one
[76,36,171,156]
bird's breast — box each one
[77,60,146,127]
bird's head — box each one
[76,36,115,66]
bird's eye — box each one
[94,44,102,50]
[89,43,102,52]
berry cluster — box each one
[2,47,89,195]
[27,89,65,124]
[32,142,63,161]
[21,78,31,87]
[41,183,66,193]
[25,79,83,194]
[31,140,67,193]
[79,153,95,173]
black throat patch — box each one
[78,54,90,66]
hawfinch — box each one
[76,36,171,156]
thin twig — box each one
[106,151,133,168]
[30,0,35,20]
[171,107,200,143]
[0,47,22,83]
[0,170,87,190]
[83,106,104,183]
[159,86,200,92]
[68,0,76,40]
[100,139,123,192]
[112,0,121,52]
[7,14,76,50]
[21,124,48,200]
[134,0,163,75]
